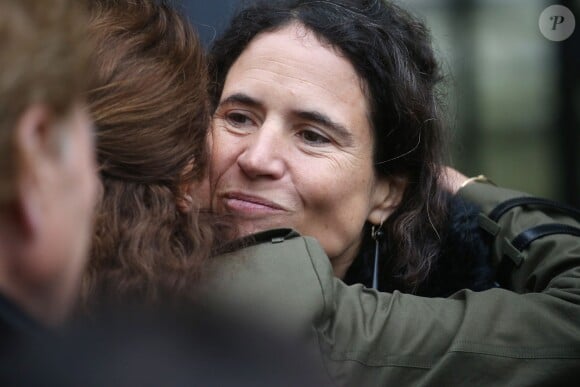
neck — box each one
[330,242,360,279]
[332,259,352,279]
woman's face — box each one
[210,23,401,276]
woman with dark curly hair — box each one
[208,0,494,296]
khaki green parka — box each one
[202,182,580,386]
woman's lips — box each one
[221,192,286,216]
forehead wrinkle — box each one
[242,58,363,109]
[244,22,370,100]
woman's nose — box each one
[237,125,286,180]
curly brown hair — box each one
[82,0,222,308]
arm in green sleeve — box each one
[458,182,580,292]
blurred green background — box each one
[184,0,579,206]
[404,0,579,206]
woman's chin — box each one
[234,219,293,238]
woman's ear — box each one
[176,160,195,213]
[175,158,212,213]
[176,191,193,213]
[367,176,407,225]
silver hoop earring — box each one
[371,222,384,289]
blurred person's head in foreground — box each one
[0,0,97,328]
[2,303,332,387]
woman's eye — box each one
[299,130,331,145]
[226,112,254,127]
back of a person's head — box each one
[0,0,90,208]
[87,0,209,185]
[83,0,217,309]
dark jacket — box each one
[0,294,48,372]
[203,182,580,386]
[0,292,46,357]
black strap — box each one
[488,197,580,288]
[497,223,580,288]
[217,228,300,254]
[511,223,580,252]
[235,228,300,246]
[488,197,580,223]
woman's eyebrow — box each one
[219,93,262,109]
[218,93,354,144]
[295,110,354,145]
